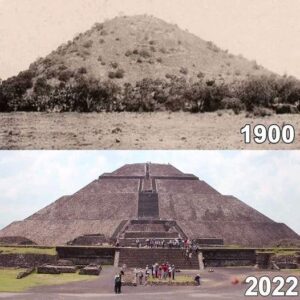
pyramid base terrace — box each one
[55,246,257,270]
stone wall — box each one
[56,246,115,266]
[202,249,256,267]
[0,253,57,268]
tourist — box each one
[163,263,168,280]
[168,265,172,280]
[154,263,159,278]
[136,239,140,248]
[114,273,122,294]
[146,238,150,247]
[158,264,162,279]
[171,264,176,280]
[150,239,154,248]
[133,268,138,285]
[138,269,144,285]
[145,265,150,285]
[194,274,201,286]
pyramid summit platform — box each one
[0,163,298,247]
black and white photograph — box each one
[0,0,299,149]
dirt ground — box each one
[0,267,298,300]
[0,111,299,150]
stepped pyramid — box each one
[0,163,298,246]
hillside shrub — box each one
[108,69,125,79]
[139,50,151,58]
[237,75,277,111]
[180,67,188,75]
[221,97,244,114]
[125,50,132,57]
[83,40,93,48]
[77,67,87,74]
[110,62,119,69]
[58,70,74,82]
[253,107,274,117]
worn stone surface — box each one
[0,163,299,247]
[79,265,102,276]
[37,264,77,274]
[0,253,56,268]
[16,267,35,279]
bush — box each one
[197,72,205,79]
[83,40,93,48]
[77,67,87,74]
[93,23,104,31]
[33,77,51,95]
[237,75,278,111]
[108,69,125,79]
[58,70,74,82]
[139,49,151,58]
[100,30,108,36]
[253,107,274,117]
[180,67,188,75]
[115,69,125,79]
[110,62,119,69]
[221,97,244,114]
[125,50,132,57]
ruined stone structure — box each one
[0,163,298,247]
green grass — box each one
[0,247,56,255]
[148,275,194,283]
[0,268,97,292]
[281,269,300,275]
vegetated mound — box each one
[0,15,300,114]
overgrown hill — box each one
[30,15,269,85]
[1,15,299,113]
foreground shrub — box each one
[221,97,244,114]
[108,69,125,79]
[253,107,274,117]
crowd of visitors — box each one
[132,238,200,251]
[133,262,176,285]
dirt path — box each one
[0,112,299,149]
[0,268,297,300]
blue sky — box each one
[0,151,299,235]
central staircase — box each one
[118,248,199,269]
[117,219,187,247]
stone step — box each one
[119,238,181,247]
[138,192,159,218]
[124,231,179,239]
[119,248,199,270]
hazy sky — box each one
[0,0,300,79]
[0,151,299,235]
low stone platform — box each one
[37,264,77,274]
[79,265,102,276]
